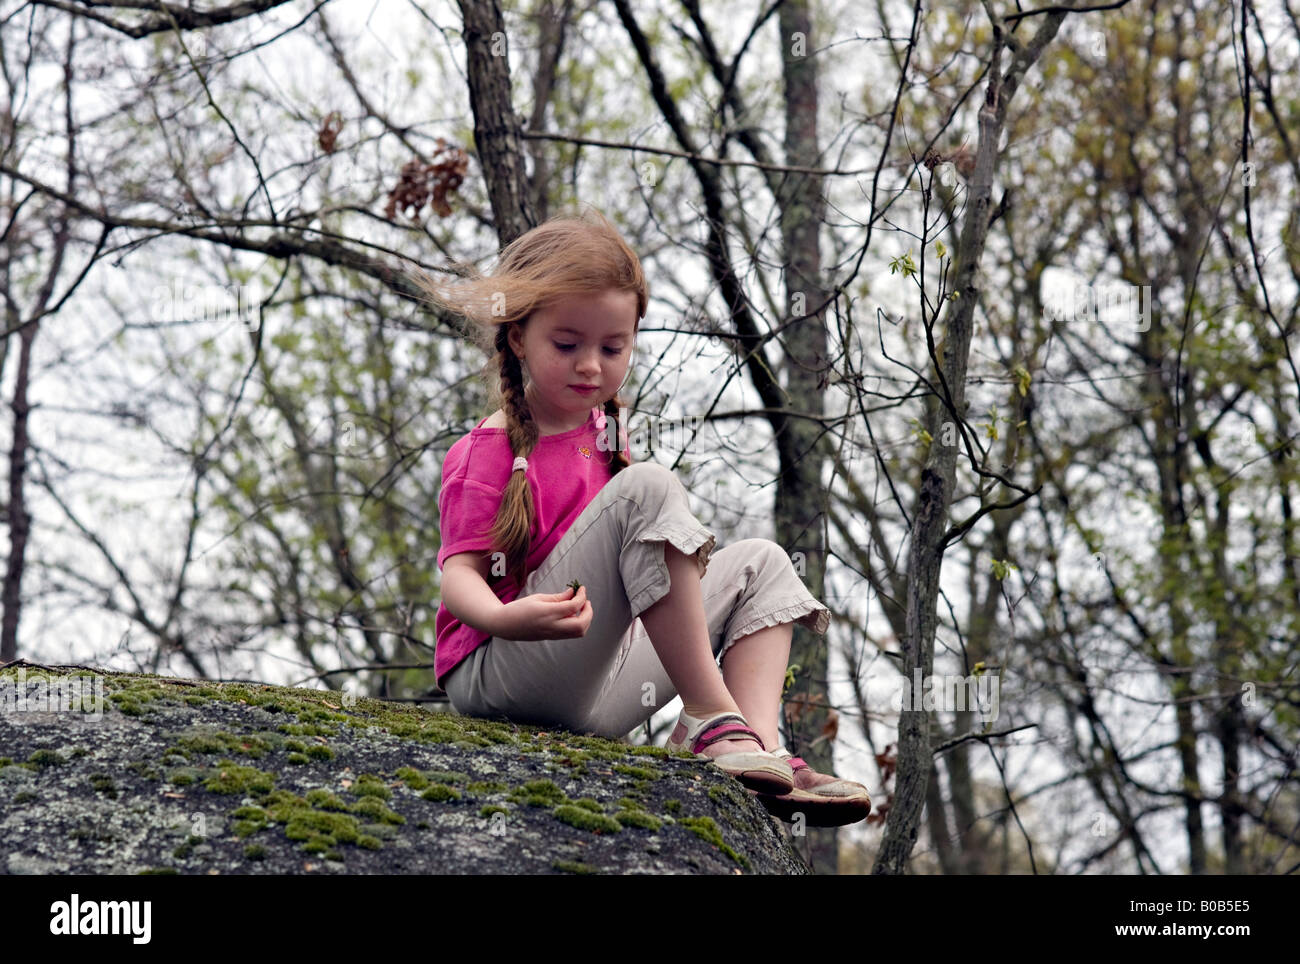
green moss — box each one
[287,753,310,765]
[395,766,430,790]
[12,790,36,804]
[283,808,361,844]
[166,768,198,786]
[171,730,274,760]
[466,780,509,793]
[231,806,269,837]
[357,835,382,850]
[626,745,674,758]
[139,867,178,875]
[555,735,639,762]
[26,748,65,769]
[552,750,592,776]
[479,804,509,818]
[244,844,266,860]
[203,761,275,795]
[305,789,350,811]
[507,779,566,808]
[423,770,469,785]
[553,804,622,834]
[353,774,392,799]
[420,784,461,802]
[679,816,749,869]
[8,668,583,761]
[0,758,11,768]
[612,763,660,780]
[89,773,118,799]
[127,760,161,782]
[705,783,753,833]
[552,859,598,874]
[172,841,193,859]
[3,668,739,870]
[615,810,662,831]
[349,795,405,825]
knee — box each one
[733,538,797,576]
[613,460,679,497]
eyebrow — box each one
[552,327,631,339]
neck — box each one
[524,382,591,436]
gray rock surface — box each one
[0,663,809,874]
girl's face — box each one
[507,288,638,434]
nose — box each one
[575,348,601,377]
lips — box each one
[570,385,598,394]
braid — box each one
[487,324,539,589]
[603,394,631,477]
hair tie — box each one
[512,456,528,473]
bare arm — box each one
[440,550,593,642]
[440,551,509,637]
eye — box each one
[554,342,623,356]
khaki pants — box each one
[442,461,830,740]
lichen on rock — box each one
[0,663,809,875]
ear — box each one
[506,322,525,360]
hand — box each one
[497,585,592,640]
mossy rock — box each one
[0,664,810,874]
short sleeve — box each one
[436,477,504,570]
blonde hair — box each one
[414,207,648,587]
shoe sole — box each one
[675,748,795,794]
[752,789,872,828]
[726,765,795,795]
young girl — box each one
[415,208,870,827]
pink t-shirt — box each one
[434,406,631,689]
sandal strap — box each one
[771,746,811,772]
[689,714,761,753]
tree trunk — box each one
[873,9,1071,874]
[773,0,838,875]
[457,0,538,245]
[1,323,37,664]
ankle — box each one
[682,702,740,721]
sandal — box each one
[665,708,794,795]
[749,746,872,828]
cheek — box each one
[536,352,570,374]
